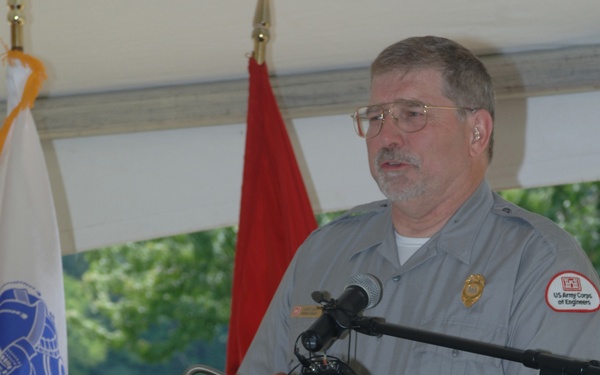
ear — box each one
[468,110,493,158]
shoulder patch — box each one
[545,271,600,312]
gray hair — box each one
[371,36,495,160]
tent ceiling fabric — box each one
[0,1,599,102]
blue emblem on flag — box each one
[0,283,66,375]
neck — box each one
[390,177,483,238]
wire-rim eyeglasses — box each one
[351,99,478,138]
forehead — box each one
[370,69,445,103]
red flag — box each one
[226,57,317,374]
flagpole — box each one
[7,0,24,51]
[252,0,270,65]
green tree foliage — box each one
[64,274,110,374]
[74,229,235,363]
[499,181,600,272]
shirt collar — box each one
[348,180,494,266]
[347,201,397,265]
[430,179,494,264]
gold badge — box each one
[461,274,486,307]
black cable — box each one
[346,329,352,368]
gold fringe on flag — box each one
[0,50,46,154]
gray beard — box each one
[374,148,425,202]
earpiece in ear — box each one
[472,128,481,144]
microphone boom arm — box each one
[352,316,600,375]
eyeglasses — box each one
[351,99,477,138]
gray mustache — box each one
[375,148,421,168]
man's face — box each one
[366,69,473,204]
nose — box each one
[376,110,405,147]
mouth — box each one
[380,160,410,170]
[375,148,420,173]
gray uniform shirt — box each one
[238,180,600,374]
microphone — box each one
[301,274,382,352]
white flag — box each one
[0,52,68,374]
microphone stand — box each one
[352,316,600,375]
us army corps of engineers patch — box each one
[545,271,600,312]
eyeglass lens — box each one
[354,101,426,137]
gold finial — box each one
[252,0,270,65]
[7,0,24,51]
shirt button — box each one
[392,276,401,282]
[451,349,460,358]
[503,207,511,214]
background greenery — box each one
[63,181,600,374]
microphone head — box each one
[311,291,330,304]
[345,274,382,309]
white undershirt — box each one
[395,232,430,265]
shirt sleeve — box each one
[504,230,600,373]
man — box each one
[238,36,600,374]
